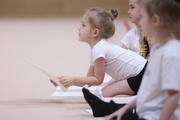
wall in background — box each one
[0,0,129,18]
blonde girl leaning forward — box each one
[51,7,147,96]
[106,0,180,120]
[50,7,148,117]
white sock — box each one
[94,87,103,99]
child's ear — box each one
[92,29,100,37]
[152,14,161,27]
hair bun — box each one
[108,9,118,20]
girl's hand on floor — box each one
[105,108,124,120]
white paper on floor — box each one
[55,86,103,90]
[102,96,137,103]
[51,92,83,96]
[51,75,112,96]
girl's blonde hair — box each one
[140,0,180,40]
[84,7,118,40]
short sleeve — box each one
[121,29,133,49]
[91,49,105,65]
[162,57,180,91]
[90,43,106,66]
[120,28,140,54]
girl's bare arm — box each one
[105,98,137,120]
[60,57,105,87]
[159,90,179,120]
[121,44,128,49]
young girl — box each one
[106,0,180,119]
[121,0,150,59]
[51,7,147,98]
[81,36,155,117]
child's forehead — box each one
[81,14,88,21]
[82,12,95,21]
[129,0,138,5]
[84,11,94,17]
[81,15,90,24]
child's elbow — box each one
[88,79,103,87]
[96,79,103,85]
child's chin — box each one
[131,20,136,24]
[79,39,84,42]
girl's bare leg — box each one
[102,80,135,97]
[101,79,116,91]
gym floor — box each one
[0,18,134,120]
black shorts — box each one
[127,62,148,94]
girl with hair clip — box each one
[51,7,148,116]
[106,0,180,120]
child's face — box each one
[128,0,141,25]
[78,15,93,43]
[138,8,155,38]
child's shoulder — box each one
[164,39,180,49]
[127,28,140,36]
[163,40,180,58]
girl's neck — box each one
[88,38,101,48]
[155,32,175,47]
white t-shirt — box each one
[137,40,180,120]
[90,39,147,81]
[121,28,140,54]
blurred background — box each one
[0,0,129,18]
[0,0,132,81]
[0,1,134,120]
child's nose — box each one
[78,26,80,31]
[128,9,131,14]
